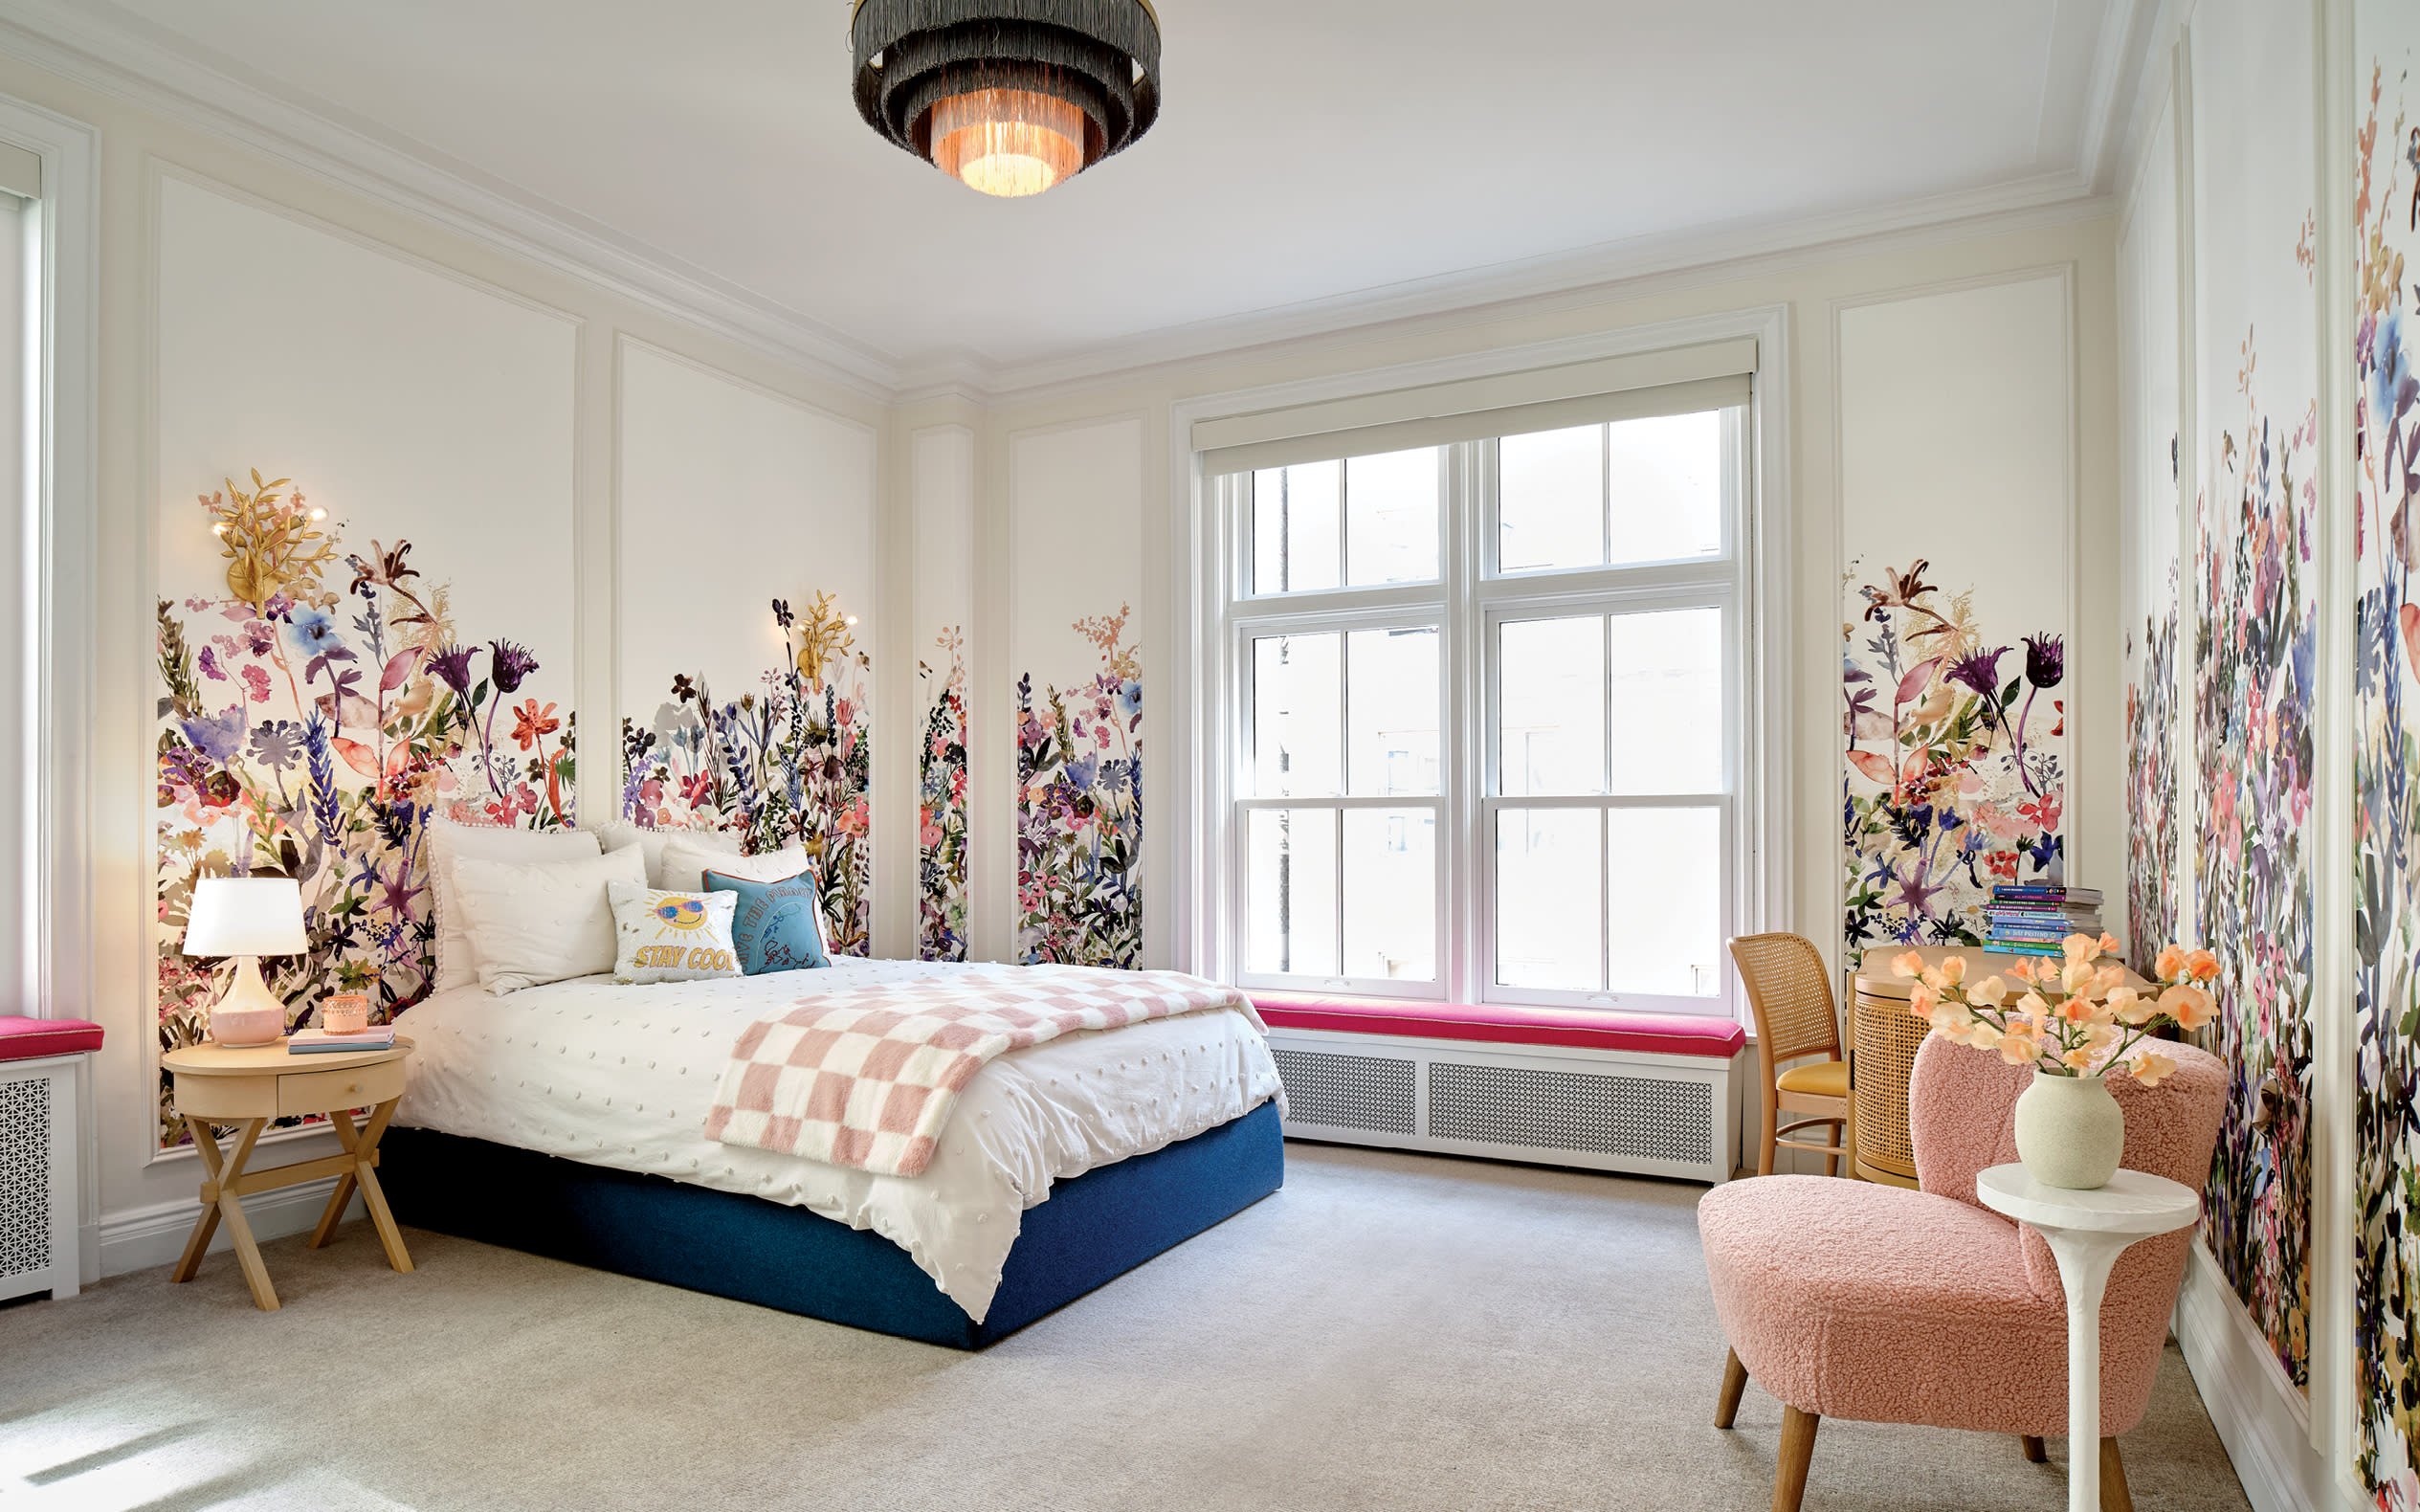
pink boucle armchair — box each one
[1698,1032,2226,1512]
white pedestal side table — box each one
[1975,1163,2200,1512]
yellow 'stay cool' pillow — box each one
[608,881,743,984]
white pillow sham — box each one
[426,818,601,993]
[595,820,743,891]
[609,882,743,985]
[660,836,807,896]
[452,843,648,995]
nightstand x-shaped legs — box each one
[168,1098,411,1311]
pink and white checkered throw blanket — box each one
[703,966,1264,1177]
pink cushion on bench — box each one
[1248,992,1744,1058]
[0,1015,103,1060]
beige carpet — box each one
[0,1143,2249,1512]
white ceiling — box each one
[8,0,2142,392]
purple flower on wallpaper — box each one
[2024,634,2065,689]
[429,643,477,697]
[197,645,227,681]
[488,638,538,695]
[180,704,247,766]
[1948,647,2009,701]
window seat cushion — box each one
[0,1015,103,1060]
[1248,993,1744,1059]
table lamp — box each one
[184,877,308,1047]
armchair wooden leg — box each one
[1716,1348,1748,1429]
[2100,1436,2133,1512]
[1772,1406,1819,1512]
[2019,1434,2047,1462]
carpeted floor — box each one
[0,1143,2249,1512]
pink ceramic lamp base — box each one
[208,956,289,1047]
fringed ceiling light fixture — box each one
[851,0,1161,199]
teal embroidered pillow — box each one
[703,868,831,974]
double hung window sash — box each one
[1217,369,1749,1016]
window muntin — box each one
[1225,401,1745,1013]
[1251,447,1441,594]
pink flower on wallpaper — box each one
[240,664,273,703]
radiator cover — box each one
[1265,1027,1740,1184]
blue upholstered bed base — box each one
[380,1100,1285,1348]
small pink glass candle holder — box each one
[319,993,371,1035]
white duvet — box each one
[391,958,1280,1322]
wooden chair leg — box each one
[2019,1434,2047,1462]
[1772,1405,1819,1512]
[2100,1436,2133,1512]
[1758,1092,1778,1176]
[1823,1121,1841,1180]
[1716,1348,1748,1429]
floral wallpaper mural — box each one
[1017,604,1142,967]
[619,593,871,955]
[1840,558,2067,956]
[920,626,970,962]
[2192,374,2318,1391]
[2183,0,2319,1395]
[2127,595,2181,967]
[2354,29,2420,1501]
[155,472,573,1148]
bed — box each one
[379,958,1286,1347]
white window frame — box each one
[1168,308,1791,1025]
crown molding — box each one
[960,171,2114,406]
[0,0,904,399]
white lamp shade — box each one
[184,877,309,957]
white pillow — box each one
[427,818,601,993]
[452,844,648,995]
[609,882,743,985]
[595,820,743,891]
[661,836,806,895]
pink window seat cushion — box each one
[1248,992,1745,1059]
[0,1015,103,1060]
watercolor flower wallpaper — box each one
[619,593,872,956]
[2193,347,2320,1396]
[920,626,970,962]
[2354,43,2420,1503]
[1840,558,2067,958]
[1017,604,1142,968]
[155,473,574,1147]
[2126,594,2179,969]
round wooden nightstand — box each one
[163,1036,415,1311]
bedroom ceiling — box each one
[16,0,2142,389]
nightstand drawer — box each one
[277,1059,406,1117]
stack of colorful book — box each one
[1984,884,2104,957]
[287,1024,397,1055]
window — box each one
[1215,397,1750,1014]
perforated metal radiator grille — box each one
[1428,1061,1712,1166]
[1271,1048,1417,1135]
[0,1076,50,1280]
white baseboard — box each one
[98,1179,366,1279]
[2172,1239,2343,1512]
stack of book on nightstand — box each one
[287,1024,397,1055]
[1984,884,2104,957]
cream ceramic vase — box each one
[2012,1070,2125,1190]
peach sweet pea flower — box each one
[1932,1008,2002,1051]
[2094,963,2127,996]
[2016,991,2051,1025]
[2159,983,2215,1031]
[2061,958,2098,995]
[2186,949,2219,982]
[1997,1023,2045,1066]
[1966,975,2009,1008]
[2061,1046,2099,1072]
[2155,945,2187,981]
[1891,950,1926,980]
[1920,967,1949,991]
[2097,932,2122,958]
[2107,986,2153,1025]
[2062,933,2100,962]
[2123,1049,2176,1086]
[1938,955,1967,986]
[2007,958,2040,983]
[1908,982,1940,1018]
